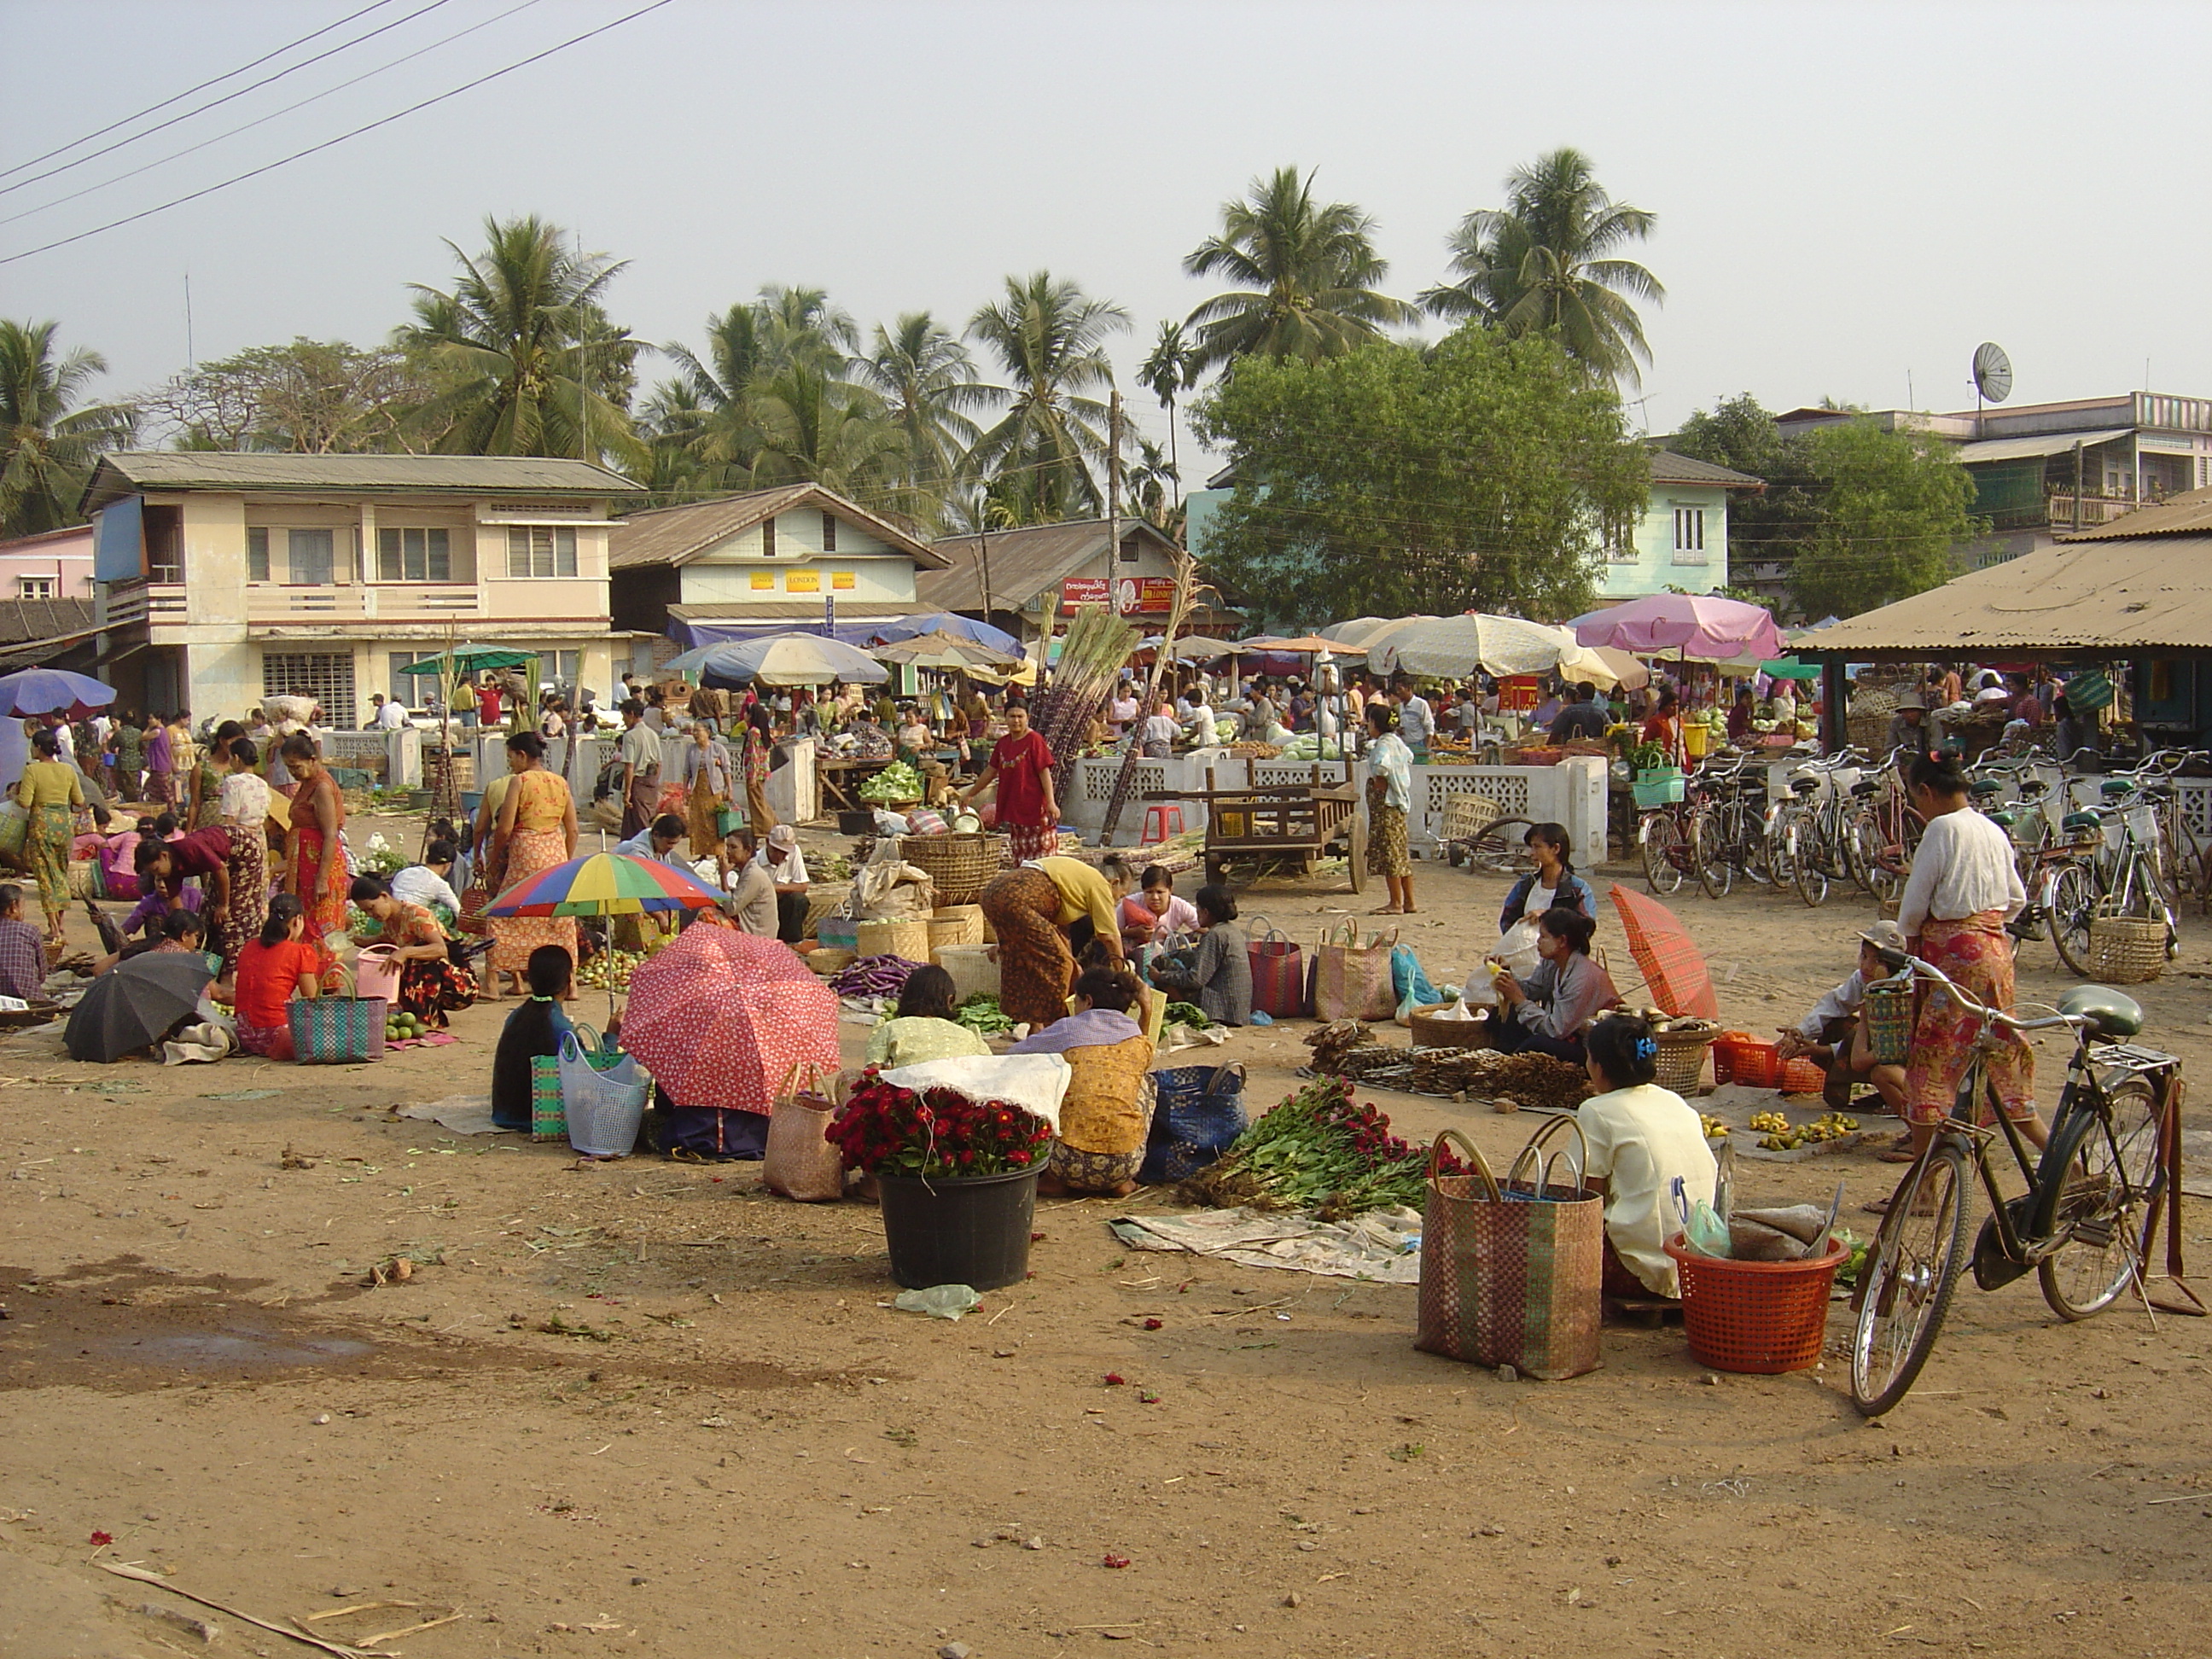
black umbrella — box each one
[65,952,214,1063]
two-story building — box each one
[0,523,97,602]
[608,484,948,656]
[1595,450,1765,602]
[81,452,640,725]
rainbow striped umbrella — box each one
[485,852,724,917]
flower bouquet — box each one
[826,1068,1052,1179]
[1192,1075,1464,1219]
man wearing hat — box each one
[1884,694,1935,755]
[755,822,811,944]
[1775,921,1911,1142]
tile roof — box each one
[921,518,1183,612]
[82,451,639,512]
[2061,484,2212,540]
[1646,449,1765,488]
[608,485,943,571]
[0,597,96,644]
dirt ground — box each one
[3,812,2211,1659]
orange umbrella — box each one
[1607,884,1719,1020]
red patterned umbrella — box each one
[620,924,840,1115]
[1607,884,1719,1020]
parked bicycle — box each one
[1767,749,1868,907]
[1850,951,2175,1416]
[2022,780,2180,978]
[1842,747,1926,903]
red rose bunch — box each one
[825,1068,1053,1178]
[1189,1074,1462,1215]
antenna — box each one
[1971,342,2011,436]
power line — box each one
[0,0,458,201]
[0,0,551,231]
[0,0,400,184]
[0,0,678,270]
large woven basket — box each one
[855,917,933,964]
[1409,1003,1493,1050]
[1651,1021,1719,1095]
[2087,915,2168,984]
[928,905,985,951]
[898,833,1008,905]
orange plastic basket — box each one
[1663,1234,1848,1374]
[1710,1033,1826,1095]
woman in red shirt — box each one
[960,699,1058,863]
[232,894,323,1060]
[1640,688,1685,765]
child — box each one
[232,894,322,1060]
[864,963,992,1069]
[491,946,576,1132]
[1577,1011,1719,1301]
[1117,862,1198,955]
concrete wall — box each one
[1598,482,1732,601]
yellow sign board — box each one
[749,572,775,591]
[784,570,820,593]
[831,570,855,591]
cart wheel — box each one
[1205,856,1225,886]
[1348,812,1368,894]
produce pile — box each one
[1305,1019,1377,1075]
[955,993,1013,1036]
[1191,1076,1460,1219]
[825,1068,1051,1179]
[830,954,918,1000]
[857,760,926,802]
[577,947,650,992]
[1410,1047,1589,1112]
[382,1008,431,1044]
[1749,1109,1860,1151]
[1699,1111,1731,1141]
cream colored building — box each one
[82,453,641,724]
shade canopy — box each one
[871,630,1023,670]
[1364,614,1582,678]
[1237,634,1367,656]
[1557,643,1650,691]
[64,952,212,1062]
[1573,595,1786,663]
[619,924,840,1115]
[1608,884,1719,1021]
[860,613,1023,655]
[0,667,114,719]
[486,852,725,917]
[396,645,536,675]
[698,633,889,688]
[1318,616,1417,647]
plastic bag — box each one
[893,1284,981,1320]
[1391,943,1438,1009]
[1494,918,1541,981]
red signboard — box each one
[1115,576,1177,614]
[1497,675,1540,712]
[1061,576,1111,612]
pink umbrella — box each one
[620,924,840,1115]
[1572,594,1786,663]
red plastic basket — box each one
[1710,1033,1825,1095]
[1664,1234,1848,1374]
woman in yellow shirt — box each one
[977,854,1129,1032]
[486,731,579,1000]
[16,728,84,943]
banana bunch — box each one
[1749,1110,1792,1133]
[1757,1111,1861,1151]
[1699,1113,1731,1141]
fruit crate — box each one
[1712,1032,1826,1095]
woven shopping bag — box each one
[1308,923,1397,1022]
[764,1061,846,1202]
[1416,1121,1604,1380]
[1138,1062,1248,1185]
[1244,915,1307,1020]
[287,996,387,1065]
[530,1054,566,1142]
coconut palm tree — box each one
[1420,147,1663,385]
[857,311,990,525]
[965,272,1127,525]
[1181,166,1412,374]
[0,320,135,538]
[1138,319,1202,506]
[399,214,643,465]
[745,362,905,505]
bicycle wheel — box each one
[1641,811,1686,894]
[1792,823,1829,907]
[1766,806,1799,889]
[1850,1140,1971,1417]
[1464,817,1537,877]
[2046,862,2098,979]
[2035,1077,2164,1321]
[1846,811,1895,901]
[1692,808,1733,899]
[1736,801,1773,884]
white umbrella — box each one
[1320,615,1426,647]
[701,633,889,686]
[870,630,1023,670]
[1365,614,1580,678]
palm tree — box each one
[1138,319,1202,507]
[1420,147,1663,385]
[0,320,135,538]
[746,363,905,504]
[1126,435,1181,537]
[857,312,989,525]
[1181,166,1412,373]
[399,214,642,466]
[965,272,1127,524]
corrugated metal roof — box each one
[1953,428,2133,464]
[608,484,943,571]
[2062,484,2212,540]
[1646,450,1764,488]
[83,451,639,511]
[1796,533,2212,656]
[922,519,1184,612]
[668,600,915,620]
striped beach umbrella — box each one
[485,852,724,917]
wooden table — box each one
[1144,766,1365,892]
[816,755,896,813]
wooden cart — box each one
[1147,765,1365,892]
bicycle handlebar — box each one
[1871,947,2084,1037]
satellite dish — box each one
[1972,342,2013,405]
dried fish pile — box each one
[1304,1019,1377,1075]
[1410,1048,1590,1112]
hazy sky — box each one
[4,0,2208,457]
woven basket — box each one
[1665,1234,1848,1374]
[1862,979,1915,1062]
[806,948,856,978]
[933,942,999,1004]
[928,904,986,951]
[288,996,388,1065]
[898,832,1008,905]
[804,882,852,935]
[2087,915,2168,984]
[1651,1021,1719,1096]
[855,917,932,964]
[1408,1003,1493,1050]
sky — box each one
[3,0,2209,460]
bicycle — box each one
[2029,782,2180,978]
[1764,749,1866,906]
[1842,748,1926,903]
[1684,753,1765,899]
[1849,954,2176,1416]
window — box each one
[144,504,184,582]
[377,527,451,583]
[505,526,577,579]
[17,576,53,599]
[760,517,777,558]
[1671,506,1707,563]
[263,650,356,728]
[1119,533,1139,563]
[549,649,581,687]
[388,651,439,702]
[287,527,335,585]
[820,511,836,553]
[1608,529,1639,562]
[247,527,271,582]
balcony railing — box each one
[246,583,484,620]
[2047,492,2144,528]
[100,577,188,627]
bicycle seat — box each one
[1967,780,2003,799]
[2145,786,2174,803]
[2059,985,2143,1040]
[1789,777,1820,796]
[2062,810,2102,835]
[1850,779,1880,798]
[2018,780,2050,796]
[1987,810,2017,828]
[2100,778,2137,797]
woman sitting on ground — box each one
[231,894,323,1060]
[864,963,992,1069]
[1008,963,1156,1197]
[1487,906,1619,1065]
[1116,861,1198,956]
[1496,822,1598,934]
[491,946,576,1132]
[348,876,478,1029]
[1147,882,1252,1027]
[1577,1011,1718,1301]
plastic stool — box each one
[1139,804,1185,846]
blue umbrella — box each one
[859,612,1022,655]
[0,667,114,719]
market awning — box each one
[1952,428,2133,464]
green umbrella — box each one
[1760,657,1822,680]
[397,646,538,675]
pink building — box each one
[0,523,96,602]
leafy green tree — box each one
[1182,166,1411,374]
[1422,147,1662,386]
[1192,326,1648,627]
[966,272,1126,524]
[1126,434,1182,537]
[0,319,134,538]
[1788,421,1981,618]
[1670,391,1818,585]
[857,312,988,524]
[135,338,435,454]
[398,214,642,467]
[745,362,905,502]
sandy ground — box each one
[3,811,2211,1659]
